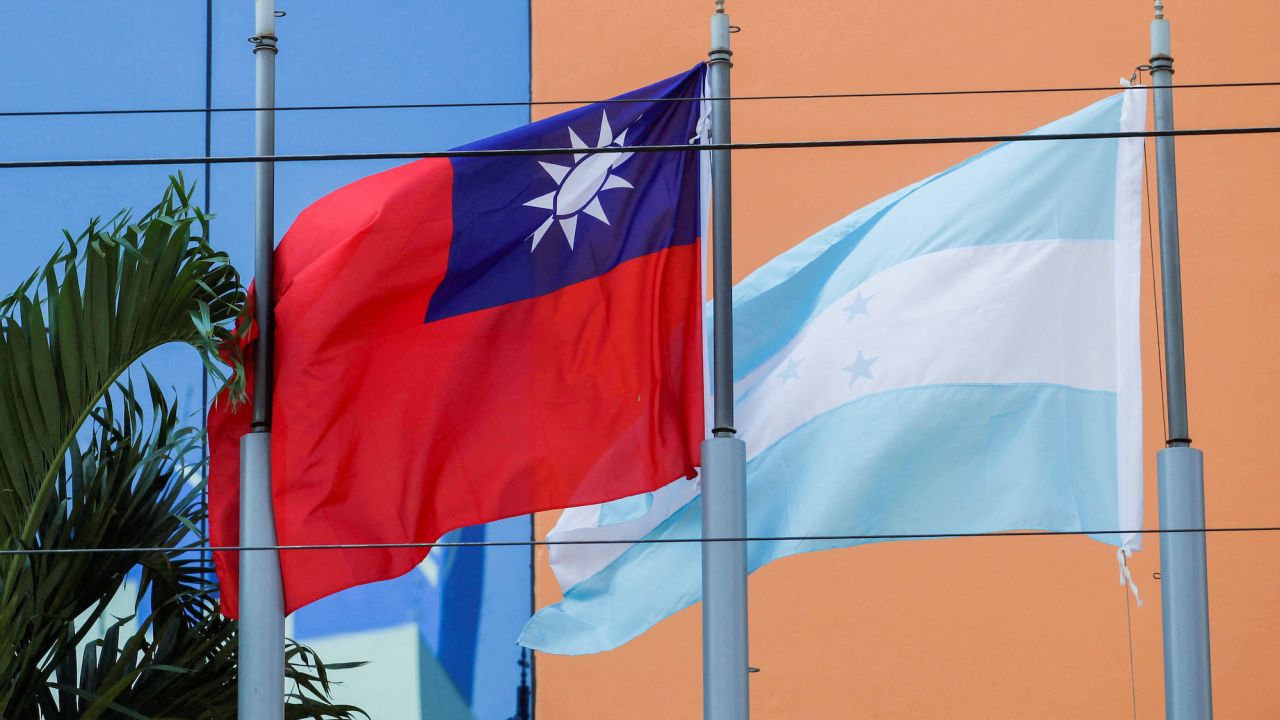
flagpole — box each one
[1150,3,1213,718]
[703,2,750,719]
[240,1,285,717]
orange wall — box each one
[531,2,1280,717]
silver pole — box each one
[702,2,750,719]
[1150,3,1213,718]
[239,1,285,718]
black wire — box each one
[1121,555,1139,720]
[1143,134,1170,440]
[2,80,1278,119]
[3,525,1278,556]
[2,125,1279,170]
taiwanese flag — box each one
[209,66,707,616]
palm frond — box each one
[1,178,365,719]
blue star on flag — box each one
[842,293,872,321]
[776,357,802,384]
[842,351,877,386]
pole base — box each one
[701,436,749,720]
[238,431,285,720]
[1157,447,1213,719]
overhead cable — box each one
[2,80,1279,119]
[2,125,1278,170]
[2,525,1278,556]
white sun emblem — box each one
[523,112,635,251]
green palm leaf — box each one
[0,177,364,719]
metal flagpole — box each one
[1150,3,1213,718]
[239,1,285,717]
[702,2,750,719]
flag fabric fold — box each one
[209,66,708,617]
[520,88,1147,655]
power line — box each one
[4,525,1279,556]
[2,124,1279,171]
[2,80,1278,119]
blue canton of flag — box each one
[426,67,705,322]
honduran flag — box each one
[521,88,1147,654]
[209,66,707,616]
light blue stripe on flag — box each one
[733,93,1122,376]
[521,89,1147,655]
[522,383,1116,654]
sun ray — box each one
[611,151,634,169]
[524,191,556,210]
[598,112,614,147]
[609,129,631,169]
[529,216,555,252]
[538,161,570,183]
[602,175,633,192]
[558,215,579,249]
[583,196,610,225]
[568,127,588,162]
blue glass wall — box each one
[1,3,533,717]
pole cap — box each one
[1151,17,1171,60]
[711,6,731,52]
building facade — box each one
[529,1,1280,718]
